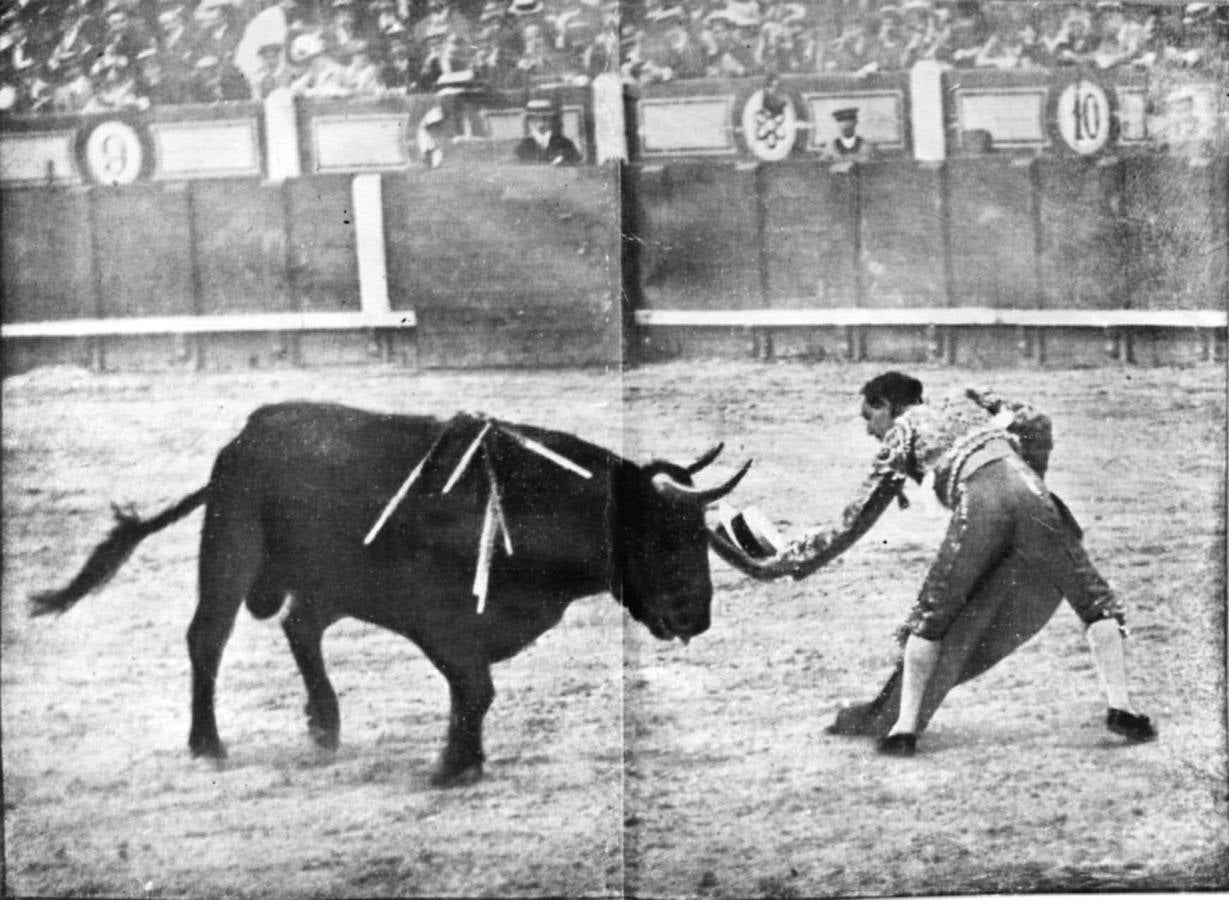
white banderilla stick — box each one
[363,425,455,546]
[473,490,499,614]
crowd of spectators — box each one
[622,0,1229,83]
[0,0,1225,113]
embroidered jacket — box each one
[777,388,1051,578]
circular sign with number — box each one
[1054,79,1113,156]
[83,120,144,185]
[741,88,799,162]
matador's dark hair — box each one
[860,371,924,414]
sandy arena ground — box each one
[2,360,1225,898]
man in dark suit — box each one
[514,98,582,165]
[827,106,873,162]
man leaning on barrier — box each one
[711,371,1157,757]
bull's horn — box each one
[685,443,724,475]
[652,459,752,505]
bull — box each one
[30,402,748,786]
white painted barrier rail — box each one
[633,308,1228,330]
[1,311,416,340]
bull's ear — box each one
[685,443,724,475]
[652,459,751,505]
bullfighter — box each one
[711,371,1157,756]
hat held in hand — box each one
[714,504,784,559]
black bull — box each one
[31,402,749,786]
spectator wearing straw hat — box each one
[289,31,346,96]
[515,97,581,164]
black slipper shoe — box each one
[1107,709,1158,742]
[876,733,917,756]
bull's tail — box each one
[29,486,209,618]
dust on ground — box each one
[3,361,1225,898]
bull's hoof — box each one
[305,702,339,751]
[308,724,340,751]
[430,762,483,788]
[188,735,227,759]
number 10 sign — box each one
[1053,79,1114,156]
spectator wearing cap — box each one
[337,39,384,93]
[515,97,581,164]
[83,50,147,110]
[822,106,872,163]
[51,51,95,111]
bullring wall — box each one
[630,154,1226,366]
[2,69,1225,372]
[2,162,622,372]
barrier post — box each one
[352,172,392,361]
[264,88,301,183]
[592,73,627,165]
[86,186,105,371]
[910,61,946,162]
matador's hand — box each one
[707,527,798,582]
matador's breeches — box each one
[902,455,1125,643]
